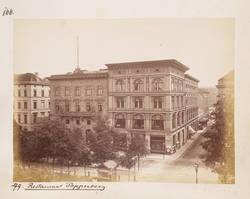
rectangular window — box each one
[18,90,21,97]
[117,98,125,108]
[75,101,80,112]
[24,115,27,124]
[75,87,81,96]
[18,102,21,109]
[33,90,37,97]
[40,112,45,117]
[177,96,179,108]
[86,103,91,112]
[18,114,21,123]
[87,120,91,125]
[41,90,44,97]
[135,98,143,109]
[65,87,70,96]
[65,102,70,112]
[97,86,103,96]
[171,96,175,109]
[86,88,92,96]
[24,101,27,109]
[33,113,37,123]
[76,120,80,125]
[98,104,102,111]
[41,100,45,109]
[24,89,27,97]
[33,101,37,109]
[153,98,163,109]
[65,119,70,124]
[55,87,60,96]
[55,104,60,112]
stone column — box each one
[127,113,131,129]
[145,134,151,150]
[165,113,172,134]
[165,134,173,148]
[145,114,150,130]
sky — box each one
[14,18,234,87]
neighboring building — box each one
[106,60,199,153]
[217,70,234,101]
[197,88,210,115]
[216,70,235,183]
[14,73,50,131]
[48,68,108,133]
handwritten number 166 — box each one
[2,7,14,16]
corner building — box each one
[106,60,199,153]
[14,73,50,131]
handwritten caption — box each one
[11,182,105,192]
[2,7,14,16]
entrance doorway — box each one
[150,136,165,154]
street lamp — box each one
[193,162,199,184]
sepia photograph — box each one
[13,18,234,184]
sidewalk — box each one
[141,131,204,162]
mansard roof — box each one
[14,73,49,86]
[105,59,189,72]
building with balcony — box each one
[14,73,50,131]
[106,60,199,153]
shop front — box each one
[150,135,165,154]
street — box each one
[128,134,219,183]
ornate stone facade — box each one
[106,60,199,153]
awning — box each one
[188,126,196,133]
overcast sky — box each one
[14,18,234,87]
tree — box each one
[128,134,149,171]
[13,120,21,165]
[89,115,116,164]
[201,98,235,183]
[66,127,90,175]
[120,152,136,181]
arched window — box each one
[133,114,144,129]
[152,78,163,91]
[182,111,185,124]
[115,79,125,92]
[152,114,164,130]
[133,79,143,92]
[115,114,126,128]
[177,112,181,126]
